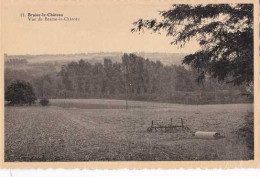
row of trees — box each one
[26,53,249,104]
[58,54,198,95]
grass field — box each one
[5,99,253,161]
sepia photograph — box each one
[0,0,259,168]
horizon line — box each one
[4,51,189,56]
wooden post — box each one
[152,120,153,127]
[170,118,173,126]
[181,118,184,128]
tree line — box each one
[5,59,28,65]
[25,53,249,104]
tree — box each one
[131,4,253,86]
[103,58,114,94]
[58,66,72,91]
[5,80,37,105]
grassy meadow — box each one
[5,99,253,161]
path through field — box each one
[5,99,253,161]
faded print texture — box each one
[3,1,254,162]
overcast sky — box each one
[2,0,200,55]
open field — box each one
[5,99,253,161]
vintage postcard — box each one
[0,0,259,168]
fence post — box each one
[181,118,184,128]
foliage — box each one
[5,80,37,105]
[58,55,200,96]
[40,98,50,106]
[4,55,251,104]
[131,4,253,86]
[55,54,249,104]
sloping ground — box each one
[5,99,253,161]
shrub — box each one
[40,98,50,106]
[5,80,37,105]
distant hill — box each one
[4,52,188,66]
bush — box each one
[40,98,50,106]
[5,80,37,105]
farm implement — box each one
[147,118,224,139]
[147,118,190,133]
